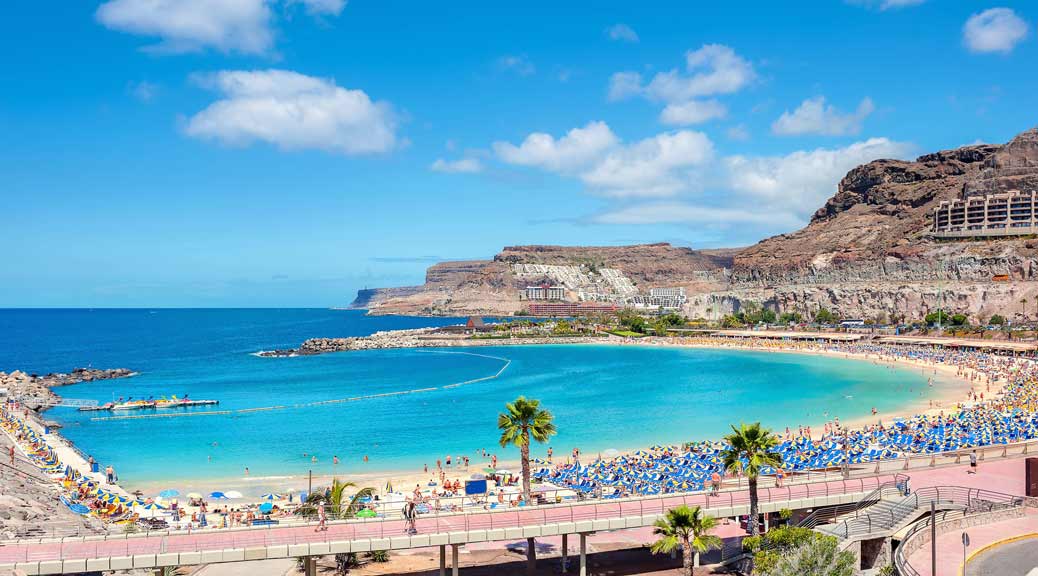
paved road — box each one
[967,535,1038,576]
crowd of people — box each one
[534,339,1038,498]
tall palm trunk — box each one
[521,430,532,503]
[681,535,693,576]
[748,476,760,537]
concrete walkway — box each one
[905,511,1038,576]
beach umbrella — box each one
[209,491,228,500]
[385,480,393,493]
[356,509,377,518]
[159,489,179,498]
[186,492,203,499]
[258,502,274,513]
[138,501,165,510]
[260,493,282,500]
[602,448,620,458]
[224,490,243,499]
[469,473,486,481]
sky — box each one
[1,0,1036,307]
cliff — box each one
[354,127,1038,321]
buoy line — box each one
[91,349,511,422]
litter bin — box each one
[91,462,99,473]
[43,426,50,435]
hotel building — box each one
[933,190,1038,238]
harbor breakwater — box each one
[0,368,135,411]
[257,327,606,357]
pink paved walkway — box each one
[905,511,1038,576]
[0,476,892,565]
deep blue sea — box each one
[0,309,933,491]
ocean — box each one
[0,309,934,491]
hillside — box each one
[354,127,1038,321]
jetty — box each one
[77,398,218,413]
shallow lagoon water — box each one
[0,309,933,488]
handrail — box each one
[796,473,909,530]
[818,486,1025,541]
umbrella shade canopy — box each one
[138,501,165,510]
[469,473,486,480]
[224,490,243,499]
[356,509,377,518]
[208,492,228,499]
[495,469,513,475]
[258,502,273,513]
[159,489,179,498]
[185,492,202,499]
[602,448,621,458]
[260,493,283,500]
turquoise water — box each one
[0,309,933,488]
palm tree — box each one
[721,422,782,537]
[1021,297,1029,321]
[650,505,723,576]
[328,478,375,519]
[497,396,557,504]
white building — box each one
[525,285,566,301]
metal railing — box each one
[893,489,1034,576]
[0,475,897,564]
[820,486,1025,541]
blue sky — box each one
[2,0,1036,307]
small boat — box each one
[111,401,156,411]
[78,403,115,412]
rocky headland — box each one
[351,127,1038,323]
[0,367,136,411]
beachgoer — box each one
[968,450,978,474]
[363,455,369,463]
[315,501,327,532]
[333,455,339,465]
[8,445,14,464]
[244,467,249,476]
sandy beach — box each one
[98,336,986,505]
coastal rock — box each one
[0,367,136,411]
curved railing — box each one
[821,486,1024,541]
[893,489,1032,576]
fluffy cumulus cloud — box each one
[605,23,639,43]
[430,157,482,174]
[494,122,713,198]
[580,131,714,197]
[726,137,913,215]
[963,8,1029,54]
[772,96,875,136]
[497,55,536,76]
[185,69,398,155]
[96,0,344,54]
[492,121,618,172]
[610,44,756,104]
[659,99,727,126]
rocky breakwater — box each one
[259,328,606,357]
[259,328,439,356]
[1,367,136,411]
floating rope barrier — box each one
[91,350,511,422]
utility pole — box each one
[930,501,937,576]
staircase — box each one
[812,486,1023,543]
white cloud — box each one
[96,0,345,54]
[605,23,639,43]
[608,71,644,101]
[430,157,482,174]
[497,55,536,76]
[592,202,799,227]
[772,96,875,136]
[725,137,913,215]
[648,45,756,103]
[848,0,925,10]
[580,131,714,198]
[185,69,398,155]
[97,0,273,54]
[291,0,346,15]
[963,8,1029,54]
[129,80,159,102]
[492,121,618,172]
[659,99,727,125]
[726,124,750,141]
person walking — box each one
[968,449,978,474]
[315,500,327,532]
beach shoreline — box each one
[59,336,987,502]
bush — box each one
[368,550,390,563]
[814,308,837,324]
[924,311,950,326]
[989,314,1006,326]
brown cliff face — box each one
[356,127,1038,321]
